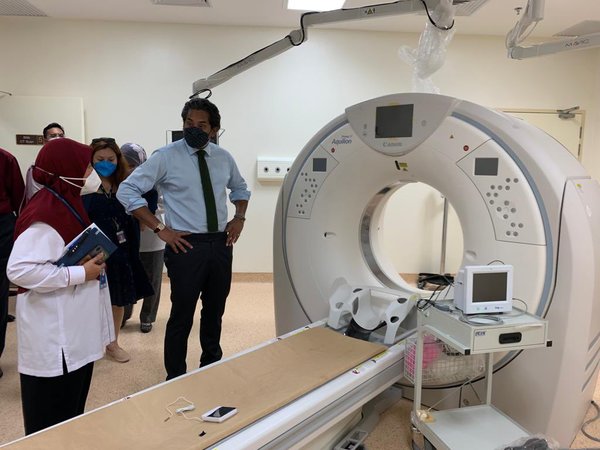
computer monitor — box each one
[166,129,184,144]
[453,264,513,314]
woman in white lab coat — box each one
[7,138,115,435]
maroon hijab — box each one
[15,138,92,244]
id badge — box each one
[116,230,127,244]
[99,269,108,289]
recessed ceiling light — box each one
[0,0,46,16]
[286,0,345,12]
[151,0,210,7]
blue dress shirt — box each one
[117,139,250,234]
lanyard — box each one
[100,184,113,199]
[44,187,87,228]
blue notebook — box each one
[55,223,117,267]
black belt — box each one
[184,232,227,243]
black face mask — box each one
[184,127,210,149]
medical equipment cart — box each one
[411,301,551,450]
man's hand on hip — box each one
[158,228,192,253]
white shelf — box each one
[416,405,529,450]
[412,304,549,449]
[419,301,550,354]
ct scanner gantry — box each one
[273,92,600,446]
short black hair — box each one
[43,122,65,138]
[181,98,221,129]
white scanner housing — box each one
[273,93,600,446]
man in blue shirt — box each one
[117,98,250,379]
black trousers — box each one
[164,232,232,380]
[138,249,165,323]
[0,213,16,359]
[20,358,94,435]
[122,249,165,325]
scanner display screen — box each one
[375,104,414,138]
[474,157,499,176]
[472,272,508,302]
[313,158,327,172]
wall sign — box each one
[16,134,44,145]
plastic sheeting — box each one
[399,0,456,94]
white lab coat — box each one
[7,222,115,377]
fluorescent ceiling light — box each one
[286,0,345,12]
[152,0,210,6]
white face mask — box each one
[33,166,103,196]
[79,169,102,195]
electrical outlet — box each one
[256,157,294,181]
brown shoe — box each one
[106,346,130,363]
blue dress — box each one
[83,190,153,307]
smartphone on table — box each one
[201,406,238,423]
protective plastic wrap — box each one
[399,0,456,93]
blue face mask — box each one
[94,160,117,177]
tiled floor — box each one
[1,276,599,449]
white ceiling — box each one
[15,0,600,38]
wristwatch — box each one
[153,222,166,233]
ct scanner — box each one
[272,93,600,446]
[5,93,600,450]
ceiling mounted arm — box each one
[509,32,600,59]
[507,0,600,59]
[191,0,465,96]
[505,0,544,49]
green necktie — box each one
[197,150,218,232]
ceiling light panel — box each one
[0,0,46,16]
[151,0,211,7]
[286,0,345,12]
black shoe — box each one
[140,323,152,333]
[0,367,3,378]
[7,314,15,323]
